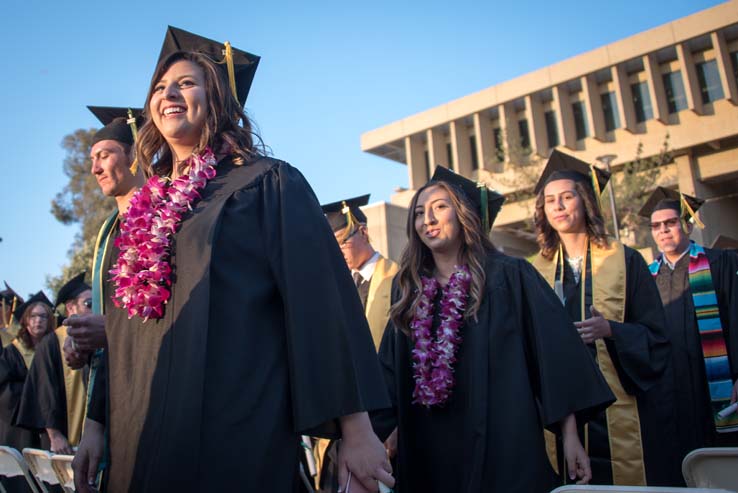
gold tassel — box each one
[339,201,357,243]
[129,158,139,177]
[680,193,705,229]
[126,108,139,176]
[589,164,604,213]
[223,41,239,105]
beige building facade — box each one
[361,0,738,260]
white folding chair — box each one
[682,447,738,491]
[550,485,736,492]
[0,446,43,493]
[50,455,75,493]
[21,448,58,493]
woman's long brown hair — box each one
[534,179,610,260]
[136,51,263,177]
[18,302,54,350]
[389,181,494,335]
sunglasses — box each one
[650,218,681,231]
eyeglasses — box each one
[650,218,681,230]
[340,228,360,246]
[83,299,93,308]
[29,314,49,320]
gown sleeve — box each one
[372,317,399,442]
[261,162,391,438]
[0,345,28,425]
[86,349,107,425]
[515,259,615,431]
[713,249,738,381]
[14,332,67,433]
[606,248,670,394]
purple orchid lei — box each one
[410,264,471,407]
[110,148,218,321]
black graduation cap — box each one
[429,165,505,231]
[322,195,370,233]
[13,291,53,322]
[55,272,90,308]
[534,149,611,195]
[638,186,705,228]
[0,282,23,306]
[157,26,260,107]
[88,106,144,147]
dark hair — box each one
[137,51,262,176]
[389,181,494,334]
[18,302,54,350]
[534,179,610,260]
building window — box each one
[631,81,653,123]
[469,135,479,170]
[730,51,738,91]
[696,59,724,104]
[572,101,589,140]
[662,71,688,113]
[600,92,621,131]
[544,110,559,148]
[518,119,530,150]
[446,142,454,170]
[493,127,504,162]
[424,150,431,176]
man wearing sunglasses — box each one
[15,272,92,454]
[639,187,738,469]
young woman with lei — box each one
[73,33,393,493]
[371,166,615,493]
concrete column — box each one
[581,75,606,139]
[643,54,669,123]
[525,94,547,156]
[449,120,472,177]
[612,65,637,131]
[674,153,706,245]
[498,102,519,164]
[676,43,704,114]
[553,84,576,149]
[473,112,495,172]
[404,135,427,190]
[426,127,449,172]
[711,31,738,104]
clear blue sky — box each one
[0,0,724,298]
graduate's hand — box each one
[73,418,104,493]
[338,412,394,493]
[65,314,107,352]
[47,428,74,455]
[561,414,591,484]
[62,335,89,370]
[384,427,398,459]
[574,306,612,344]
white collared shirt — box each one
[663,247,690,270]
[352,251,380,283]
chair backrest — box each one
[550,485,736,492]
[682,447,738,490]
[22,448,57,491]
[0,446,42,493]
[50,455,75,493]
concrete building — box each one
[361,0,738,259]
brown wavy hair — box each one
[136,51,263,177]
[534,179,610,260]
[389,181,494,335]
[18,302,54,350]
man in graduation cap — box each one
[531,150,679,486]
[0,283,23,347]
[15,272,92,454]
[639,187,738,462]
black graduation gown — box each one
[14,330,89,444]
[89,157,390,492]
[560,247,680,486]
[373,250,615,493]
[654,247,738,462]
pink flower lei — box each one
[110,148,218,321]
[410,264,471,407]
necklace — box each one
[110,148,217,321]
[409,265,471,407]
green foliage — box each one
[47,129,115,294]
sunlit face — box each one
[66,289,92,317]
[414,186,462,256]
[26,304,51,343]
[149,60,208,148]
[90,140,135,197]
[335,225,372,271]
[650,208,691,255]
[543,179,586,234]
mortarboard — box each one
[429,165,505,232]
[88,106,144,174]
[55,272,91,308]
[534,149,611,196]
[1,282,24,326]
[322,195,370,238]
[156,26,260,108]
[638,186,705,229]
[13,291,53,322]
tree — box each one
[47,129,115,296]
